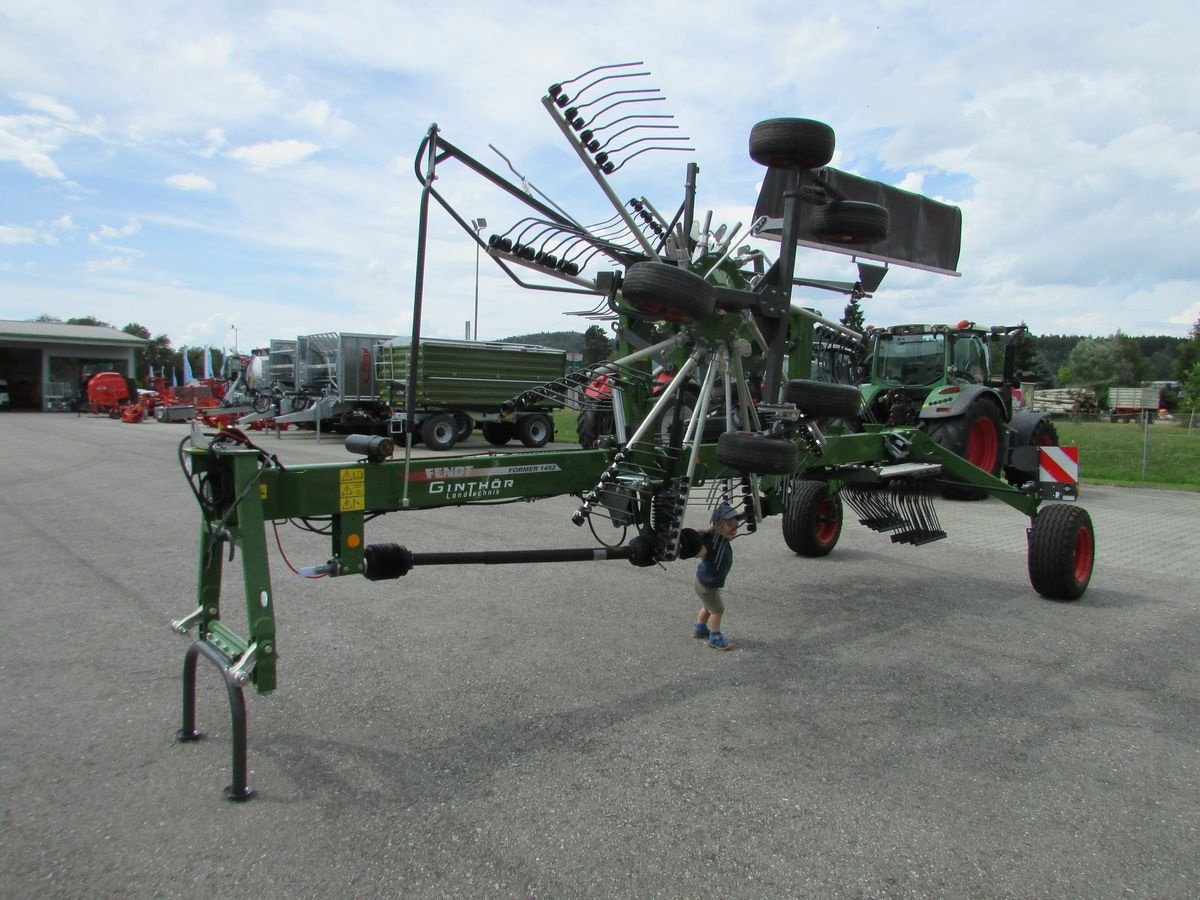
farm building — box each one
[0,321,147,411]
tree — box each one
[66,315,112,327]
[124,323,175,383]
[1056,336,1140,390]
[1180,360,1200,429]
[33,314,63,323]
[582,325,612,365]
[1174,315,1200,383]
[841,297,865,333]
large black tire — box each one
[481,420,515,446]
[577,408,611,449]
[922,398,1008,501]
[783,379,862,417]
[421,412,457,451]
[1004,416,1059,483]
[783,481,843,557]
[748,118,835,169]
[621,262,715,324]
[810,201,889,244]
[1028,504,1095,600]
[517,413,552,448]
[716,432,799,475]
[453,412,474,442]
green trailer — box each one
[375,337,567,450]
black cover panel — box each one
[753,166,962,276]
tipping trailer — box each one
[376,337,566,451]
[169,63,1096,800]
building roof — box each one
[0,320,148,346]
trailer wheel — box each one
[716,432,799,475]
[421,413,458,451]
[621,262,715,324]
[810,201,889,245]
[482,421,515,446]
[453,412,474,442]
[1028,504,1095,600]
[922,398,1007,501]
[783,379,862,417]
[517,413,552,448]
[748,118,835,169]
[783,481,843,557]
[252,394,271,414]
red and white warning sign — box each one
[1039,446,1080,500]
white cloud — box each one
[0,224,39,244]
[226,138,320,170]
[85,256,133,273]
[166,173,216,192]
[90,218,142,244]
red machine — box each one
[85,372,135,415]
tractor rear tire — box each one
[421,413,457,451]
[783,379,862,417]
[748,118,835,169]
[716,432,799,475]
[922,398,1007,501]
[481,421,515,446]
[1028,504,1095,600]
[810,201,890,244]
[621,262,715,324]
[783,481,843,557]
[517,413,552,448]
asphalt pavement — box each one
[1,412,1198,898]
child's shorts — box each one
[694,580,725,615]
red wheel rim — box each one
[815,497,839,545]
[965,416,998,468]
[1073,524,1094,584]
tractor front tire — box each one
[621,262,715,324]
[716,432,799,475]
[922,399,1007,501]
[1028,504,1095,600]
[783,379,862,418]
[748,118,835,170]
[783,481,843,557]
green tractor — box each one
[855,322,1059,499]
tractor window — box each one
[952,339,987,383]
[874,334,945,386]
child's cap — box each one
[711,501,741,524]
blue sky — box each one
[2,1,1198,355]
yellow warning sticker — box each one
[339,468,365,510]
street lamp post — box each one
[470,217,487,340]
[231,324,239,355]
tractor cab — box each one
[862,323,995,425]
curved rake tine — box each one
[559,72,652,110]
[596,123,679,153]
[608,144,696,174]
[564,88,659,121]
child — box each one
[693,501,741,651]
